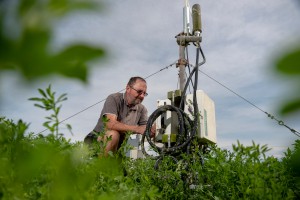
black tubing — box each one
[141,46,206,161]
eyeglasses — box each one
[130,86,148,96]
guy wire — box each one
[196,67,300,137]
[37,61,177,134]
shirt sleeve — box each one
[101,94,119,117]
[93,94,120,132]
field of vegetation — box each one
[1,1,300,199]
[0,86,299,199]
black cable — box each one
[142,46,206,160]
[179,47,205,110]
[185,46,194,94]
[141,105,194,158]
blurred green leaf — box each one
[0,29,105,81]
[49,0,100,15]
[28,97,43,101]
[38,88,47,98]
[53,44,105,81]
[66,123,73,135]
[276,47,300,75]
[280,98,300,115]
[57,93,67,102]
[275,45,300,116]
[0,0,105,82]
[19,0,36,15]
[33,103,45,109]
[18,0,101,25]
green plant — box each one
[0,0,105,82]
[0,88,159,199]
[29,84,71,138]
[275,46,300,116]
[282,140,300,197]
[123,141,299,200]
[1,87,299,199]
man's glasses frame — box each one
[130,86,148,96]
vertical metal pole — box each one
[178,45,186,91]
[178,0,190,92]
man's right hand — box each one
[135,125,155,138]
[135,125,146,135]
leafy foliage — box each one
[275,45,300,116]
[0,117,160,199]
[0,2,299,198]
[28,84,71,137]
[126,142,299,200]
[0,0,105,82]
[1,86,299,199]
[1,116,299,199]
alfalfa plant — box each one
[29,84,72,138]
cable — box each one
[197,68,300,137]
[141,46,206,160]
[185,45,194,94]
[36,61,177,135]
[37,93,121,135]
[144,61,177,79]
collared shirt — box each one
[93,93,148,133]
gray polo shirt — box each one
[93,93,148,133]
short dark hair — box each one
[127,76,146,87]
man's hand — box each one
[135,125,146,135]
[135,125,156,138]
[150,124,156,138]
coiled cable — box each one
[141,46,206,161]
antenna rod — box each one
[176,2,202,92]
[177,0,190,91]
[183,0,191,34]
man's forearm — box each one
[106,120,139,134]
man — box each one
[84,76,154,155]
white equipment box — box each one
[184,90,217,144]
[155,90,217,144]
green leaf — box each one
[49,0,101,16]
[38,88,47,98]
[0,0,105,82]
[66,124,73,136]
[46,85,52,97]
[276,47,300,75]
[280,98,300,115]
[1,29,105,82]
[28,97,44,102]
[57,93,68,103]
[55,106,61,115]
[33,103,45,109]
[56,45,105,61]
[19,0,37,15]
[45,116,53,120]
[53,45,105,82]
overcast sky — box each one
[1,0,300,157]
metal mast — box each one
[176,0,202,92]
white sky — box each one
[1,0,300,158]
